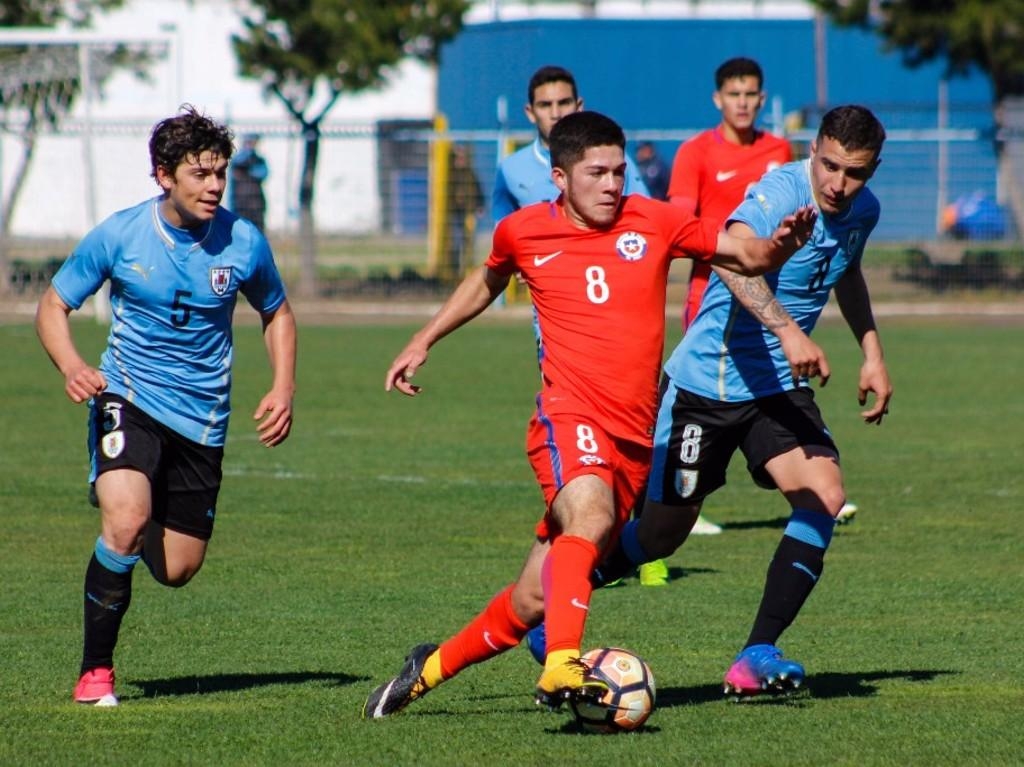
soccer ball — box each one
[569,647,656,733]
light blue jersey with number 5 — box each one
[51,197,287,446]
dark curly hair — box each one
[817,105,886,155]
[148,104,234,181]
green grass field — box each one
[1,314,1022,766]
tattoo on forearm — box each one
[719,271,790,329]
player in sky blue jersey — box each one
[589,105,893,698]
[664,152,880,399]
[491,65,648,222]
[36,106,297,707]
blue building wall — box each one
[437,19,997,241]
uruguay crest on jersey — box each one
[676,469,698,499]
[616,231,647,261]
[101,430,125,459]
[210,266,232,296]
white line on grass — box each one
[223,467,314,480]
[376,474,532,488]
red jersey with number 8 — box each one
[487,195,719,445]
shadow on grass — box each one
[667,566,718,580]
[131,671,364,698]
[718,516,790,532]
[703,514,864,534]
[808,669,957,699]
[601,566,719,586]
[546,719,664,736]
[366,668,951,730]
[656,668,957,708]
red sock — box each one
[542,535,599,655]
[438,584,529,679]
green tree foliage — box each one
[810,0,1024,100]
[0,0,123,26]
[233,0,470,296]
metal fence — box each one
[2,114,1021,299]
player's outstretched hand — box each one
[253,389,293,447]
[771,205,817,253]
[858,358,893,425]
[64,363,107,404]
[385,344,428,396]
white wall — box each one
[0,0,436,237]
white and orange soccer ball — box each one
[569,647,656,734]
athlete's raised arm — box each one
[385,266,511,396]
[711,205,816,275]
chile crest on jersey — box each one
[615,232,648,262]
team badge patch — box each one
[210,267,232,296]
[102,431,125,459]
[675,469,699,499]
[579,454,607,467]
[615,232,647,262]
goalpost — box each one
[0,29,172,318]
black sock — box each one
[592,543,637,586]
[81,554,134,673]
[744,536,825,649]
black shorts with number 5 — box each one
[88,393,224,540]
[648,383,837,505]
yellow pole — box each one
[427,113,451,279]
[501,135,522,303]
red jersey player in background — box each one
[363,110,815,719]
[670,57,792,331]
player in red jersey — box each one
[362,110,815,719]
[670,57,793,331]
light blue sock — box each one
[783,508,836,551]
[94,536,141,574]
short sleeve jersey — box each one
[487,195,720,444]
[492,137,650,221]
[664,160,880,402]
[668,128,792,326]
[51,198,287,446]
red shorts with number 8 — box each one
[526,404,651,544]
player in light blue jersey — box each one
[36,106,297,707]
[665,153,880,400]
[588,105,893,698]
[492,65,648,221]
